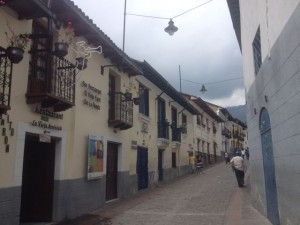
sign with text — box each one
[81,81,101,110]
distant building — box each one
[207,103,247,157]
[227,1,300,224]
[181,93,224,164]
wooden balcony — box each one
[26,51,76,112]
[108,92,133,130]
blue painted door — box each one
[260,108,280,225]
[137,147,148,190]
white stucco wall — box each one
[239,0,299,93]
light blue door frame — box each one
[260,108,280,225]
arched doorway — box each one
[259,108,280,225]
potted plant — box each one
[133,97,140,105]
[75,57,88,70]
[54,21,74,57]
[124,91,132,100]
[123,82,135,100]
[4,21,30,64]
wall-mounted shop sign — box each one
[81,81,101,110]
[32,120,62,131]
[34,107,63,119]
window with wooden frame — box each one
[138,83,149,116]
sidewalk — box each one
[56,162,271,225]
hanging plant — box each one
[4,20,31,63]
[54,21,74,57]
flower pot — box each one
[75,57,88,70]
[54,42,68,58]
[6,47,24,64]
[133,97,140,105]
[124,92,132,100]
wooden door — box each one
[158,149,163,181]
[137,147,148,190]
[106,142,118,201]
[20,134,55,222]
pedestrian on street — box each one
[189,153,196,173]
[230,151,246,187]
[241,148,246,159]
[224,151,229,164]
[245,147,249,160]
[196,154,204,174]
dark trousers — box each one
[234,169,245,187]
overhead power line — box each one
[126,0,213,20]
[181,77,244,86]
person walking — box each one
[196,154,204,174]
[224,151,229,164]
[230,151,246,187]
[241,148,246,159]
[189,153,196,173]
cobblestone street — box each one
[58,162,271,225]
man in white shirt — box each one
[241,148,246,159]
[230,152,246,187]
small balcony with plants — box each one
[26,20,80,112]
[26,49,76,112]
[108,92,133,130]
[222,127,232,138]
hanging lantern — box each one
[164,19,178,36]
[200,84,207,94]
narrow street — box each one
[58,162,271,225]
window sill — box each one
[138,113,151,123]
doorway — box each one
[106,142,118,201]
[137,147,148,190]
[20,133,56,222]
[158,149,164,181]
[260,108,280,225]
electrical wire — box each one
[172,0,213,19]
[126,0,213,20]
[181,76,243,86]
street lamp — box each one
[164,19,178,36]
[200,84,207,94]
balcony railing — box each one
[157,121,169,139]
[222,127,232,138]
[0,47,12,114]
[26,50,76,112]
[108,92,133,130]
[171,127,181,142]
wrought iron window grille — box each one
[0,47,13,114]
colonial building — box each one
[0,0,203,224]
[227,0,300,224]
[207,103,247,157]
[181,93,224,164]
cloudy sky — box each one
[72,0,245,107]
